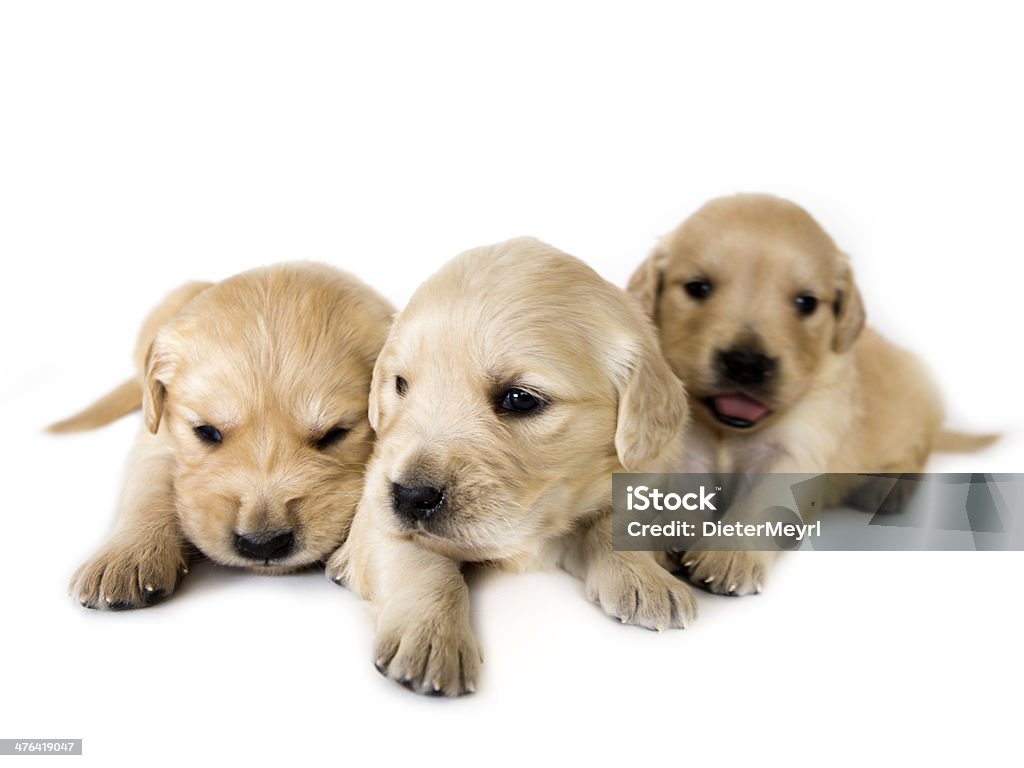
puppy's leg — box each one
[328,516,481,696]
[679,473,795,596]
[561,512,697,629]
[70,427,188,610]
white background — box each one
[1,2,1021,766]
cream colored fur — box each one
[629,194,994,595]
[328,237,694,696]
[51,263,393,609]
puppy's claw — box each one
[324,546,352,589]
[396,677,416,692]
[683,551,769,596]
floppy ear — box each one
[366,347,388,433]
[142,338,170,434]
[626,245,668,319]
[367,374,381,433]
[613,328,690,471]
[832,260,866,353]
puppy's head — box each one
[365,237,688,561]
[629,194,865,433]
[144,263,393,572]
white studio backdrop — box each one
[1,3,1021,767]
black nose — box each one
[233,530,294,561]
[392,483,444,522]
[717,348,777,386]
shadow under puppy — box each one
[328,237,695,696]
[629,193,997,595]
[50,262,393,609]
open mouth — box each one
[704,393,771,429]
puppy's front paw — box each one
[71,536,187,610]
[681,550,768,596]
[587,558,697,630]
[373,613,482,697]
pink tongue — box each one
[712,393,769,422]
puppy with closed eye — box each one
[327,237,695,696]
[628,193,996,595]
[50,262,393,609]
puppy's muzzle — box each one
[717,347,777,387]
[232,529,295,561]
[392,482,444,523]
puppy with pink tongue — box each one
[628,194,996,595]
[707,392,771,427]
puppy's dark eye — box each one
[315,426,349,450]
[498,388,543,415]
[396,376,408,396]
[684,279,713,301]
[794,294,819,316]
[194,424,222,445]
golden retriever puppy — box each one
[50,263,393,609]
[628,193,995,595]
[327,237,695,696]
